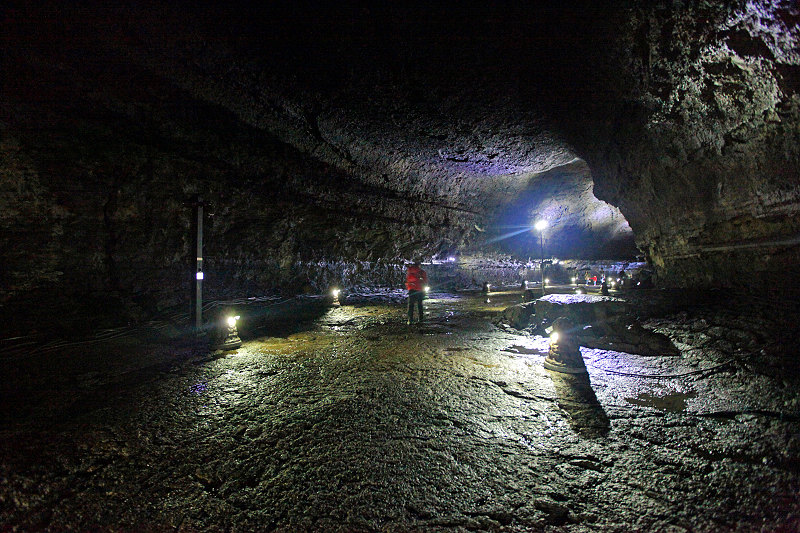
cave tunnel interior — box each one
[1,1,800,531]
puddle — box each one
[625,391,697,412]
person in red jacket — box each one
[405,262,428,325]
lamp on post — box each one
[191,195,204,334]
[534,220,547,295]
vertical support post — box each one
[195,197,204,333]
[540,231,546,295]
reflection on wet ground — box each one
[1,289,799,531]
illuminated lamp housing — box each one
[543,317,587,374]
[216,314,242,350]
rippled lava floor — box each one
[1,290,799,531]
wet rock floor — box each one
[1,290,799,531]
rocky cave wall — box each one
[558,1,800,288]
[0,18,470,330]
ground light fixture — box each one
[543,317,587,374]
[331,287,341,306]
[216,314,242,351]
[424,286,430,294]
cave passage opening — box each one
[475,160,638,262]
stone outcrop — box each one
[534,294,629,326]
[496,301,538,330]
[511,294,679,357]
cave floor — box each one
[1,290,799,532]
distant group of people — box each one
[577,268,628,287]
[402,262,648,325]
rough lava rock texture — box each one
[1,1,798,327]
[534,294,630,325]
[571,1,800,288]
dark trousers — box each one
[407,290,424,322]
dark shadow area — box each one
[214,298,334,341]
[0,296,339,425]
[548,371,610,437]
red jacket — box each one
[406,265,428,291]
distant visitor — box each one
[406,262,428,325]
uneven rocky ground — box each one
[1,290,799,532]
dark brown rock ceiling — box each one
[1,1,798,320]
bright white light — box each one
[424,286,430,293]
[571,277,577,283]
[544,278,550,284]
[227,316,238,327]
[550,331,559,344]
[196,271,204,280]
[332,288,341,299]
[447,256,456,262]
[534,220,547,231]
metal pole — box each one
[540,231,546,295]
[195,198,203,332]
